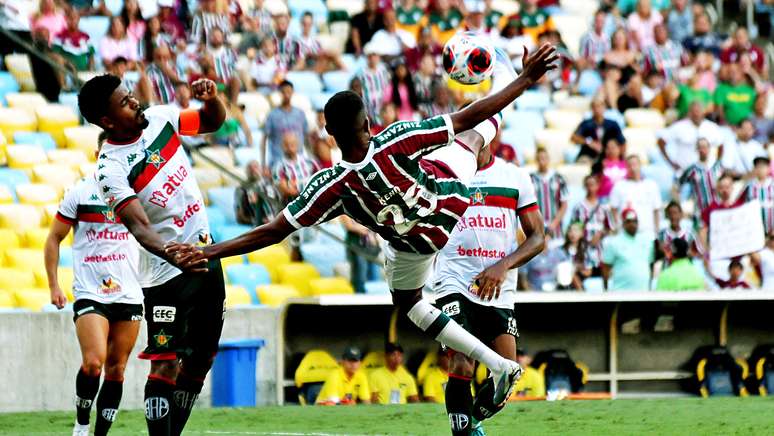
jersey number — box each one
[376,184,438,235]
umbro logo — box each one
[365,172,377,181]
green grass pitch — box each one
[2,398,774,435]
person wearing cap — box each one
[513,348,545,397]
[602,208,655,290]
[422,348,451,403]
[369,343,419,404]
[656,238,706,290]
[740,155,774,236]
[316,347,371,405]
[609,154,662,240]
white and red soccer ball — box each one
[442,32,496,85]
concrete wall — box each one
[0,306,281,413]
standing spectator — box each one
[578,10,611,68]
[657,101,723,171]
[602,208,654,291]
[722,119,766,177]
[355,44,391,123]
[395,0,424,37]
[273,12,304,71]
[570,175,616,276]
[656,201,702,268]
[530,148,568,238]
[369,343,420,405]
[383,60,418,121]
[655,238,705,290]
[740,156,774,235]
[751,234,774,289]
[714,64,757,126]
[572,98,626,163]
[190,0,231,45]
[720,27,768,77]
[521,233,569,291]
[699,173,745,254]
[682,13,724,57]
[421,349,450,404]
[642,24,685,82]
[235,160,280,226]
[627,0,663,50]
[347,0,384,55]
[262,80,308,170]
[100,16,140,68]
[666,0,693,44]
[206,26,241,105]
[425,0,464,46]
[341,216,381,294]
[272,132,319,205]
[120,0,146,42]
[316,347,371,405]
[30,0,66,44]
[250,36,286,93]
[603,28,638,85]
[594,138,628,199]
[517,0,555,44]
[609,155,662,239]
[52,9,94,72]
[370,8,416,59]
[751,94,773,145]
[715,259,752,289]
[413,54,441,117]
[146,44,184,104]
[678,138,723,222]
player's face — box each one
[105,85,148,132]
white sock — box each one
[407,299,507,372]
[471,112,502,147]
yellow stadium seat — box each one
[78,163,96,177]
[64,126,101,154]
[16,183,59,205]
[0,108,37,141]
[14,288,50,311]
[555,95,592,112]
[294,349,339,387]
[4,54,35,92]
[277,262,320,296]
[543,109,584,131]
[0,204,44,230]
[0,131,7,166]
[534,129,571,165]
[0,290,13,308]
[21,227,62,249]
[0,228,20,248]
[247,244,291,282]
[41,204,59,226]
[557,163,592,187]
[32,164,80,196]
[36,105,79,147]
[48,149,90,167]
[362,351,385,373]
[220,255,246,272]
[225,285,251,308]
[4,248,44,270]
[0,185,13,204]
[34,267,74,300]
[5,144,47,171]
[307,277,355,296]
[0,267,37,289]
[256,284,301,307]
[5,92,48,117]
[624,108,666,129]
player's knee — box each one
[81,356,104,377]
[150,360,179,379]
[391,289,422,315]
[449,353,475,378]
[104,362,126,381]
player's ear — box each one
[99,115,114,130]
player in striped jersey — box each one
[530,147,568,238]
[570,175,615,273]
[656,201,703,268]
[677,138,722,223]
[170,44,561,409]
[741,156,774,235]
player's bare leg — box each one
[96,320,140,436]
[73,314,109,436]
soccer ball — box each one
[442,32,496,85]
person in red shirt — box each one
[720,27,768,77]
[715,259,752,289]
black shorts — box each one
[72,299,144,323]
[434,294,519,345]
[139,260,226,361]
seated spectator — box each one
[714,64,757,126]
[356,44,391,124]
[626,0,663,50]
[262,80,308,169]
[616,73,648,113]
[513,348,546,397]
[666,0,693,43]
[205,26,240,104]
[422,349,450,404]
[570,175,616,276]
[235,160,280,226]
[395,0,424,37]
[751,233,774,289]
[347,0,384,55]
[722,119,766,177]
[317,347,371,405]
[517,0,555,45]
[741,157,774,235]
[656,201,702,268]
[52,9,94,72]
[250,37,286,94]
[273,12,304,71]
[593,137,627,199]
[31,0,66,44]
[424,0,464,46]
[272,132,319,207]
[578,10,611,69]
[656,238,705,290]
[383,60,419,121]
[238,14,264,58]
[603,28,638,83]
[522,233,570,291]
[245,0,272,38]
[158,0,186,43]
[642,24,685,82]
[298,12,345,74]
[657,101,723,172]
[720,27,768,78]
[100,16,139,68]
[146,44,184,104]
[572,98,627,163]
[530,148,568,238]
[602,208,655,291]
[120,0,146,43]
[678,138,723,222]
[190,0,231,45]
[369,343,420,404]
[413,53,442,117]
[682,12,725,58]
[751,94,773,145]
[715,259,752,290]
[370,8,416,59]
[609,155,662,239]
[340,215,381,294]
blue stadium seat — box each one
[58,247,73,267]
[310,92,334,111]
[58,92,80,118]
[322,71,354,93]
[300,241,345,277]
[212,224,252,243]
[502,110,545,132]
[208,187,237,224]
[577,70,603,97]
[13,132,56,151]
[286,71,323,96]
[604,109,626,130]
[234,147,260,167]
[340,54,365,72]
[563,144,581,163]
[226,264,271,303]
[0,72,20,104]
[288,0,328,25]
[0,168,30,200]
[206,206,227,228]
[501,128,535,165]
[79,17,110,64]
[515,90,551,111]
[364,281,390,294]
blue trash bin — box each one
[211,339,266,407]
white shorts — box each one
[382,241,436,290]
[424,141,478,187]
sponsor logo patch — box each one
[152,306,176,323]
[99,277,122,295]
[441,301,461,317]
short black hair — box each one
[78,74,122,126]
[279,80,293,89]
[384,342,403,354]
[665,200,682,214]
[112,56,128,65]
[729,259,744,270]
[324,91,366,138]
[671,237,689,259]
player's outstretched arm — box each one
[449,44,558,134]
[190,78,226,133]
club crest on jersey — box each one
[102,209,116,223]
[99,277,122,295]
[146,150,166,169]
[470,188,487,205]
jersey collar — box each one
[338,142,375,170]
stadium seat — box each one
[212,224,252,243]
[557,164,591,187]
[576,70,603,97]
[278,262,320,296]
[225,285,252,308]
[13,289,50,311]
[0,186,13,204]
[58,247,73,267]
[47,149,90,167]
[41,204,60,226]
[63,126,100,154]
[0,131,6,166]
[556,95,592,113]
[78,163,96,177]
[642,164,675,202]
[256,284,302,307]
[534,129,571,165]
[234,147,260,167]
[322,71,354,93]
[220,254,246,272]
[5,92,47,117]
[0,291,13,308]
[515,90,551,111]
[58,92,80,118]
[78,16,111,55]
[362,351,385,373]
[16,183,59,206]
[208,187,238,224]
[0,71,20,104]
[22,227,61,249]
[502,110,545,132]
[226,264,271,302]
[294,349,339,404]
[194,168,224,197]
[191,146,234,170]
[0,204,43,230]
[32,164,79,196]
[0,228,20,249]
[4,248,44,271]
[4,54,35,92]
[544,109,584,131]
[36,105,80,147]
[5,144,47,172]
[238,92,271,124]
[0,268,36,290]
[288,0,328,24]
[327,0,363,16]
[268,92,313,113]
[285,72,324,96]
[364,280,390,294]
[33,267,74,300]
[300,241,346,277]
[624,108,666,129]
[13,132,56,150]
[623,127,657,163]
[206,207,227,228]
[604,109,626,129]
[339,54,365,72]
[308,277,355,296]
[247,245,291,282]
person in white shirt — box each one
[368,8,416,58]
[751,233,774,290]
[657,101,723,171]
[721,119,767,178]
[609,154,662,240]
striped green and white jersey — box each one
[283,115,470,254]
[678,160,722,214]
